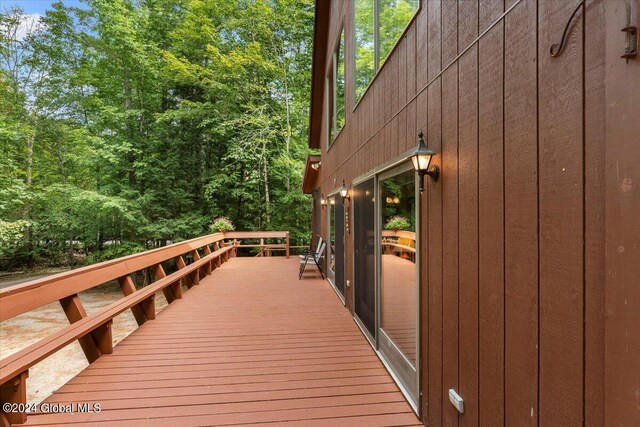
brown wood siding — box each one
[604,1,640,425]
[311,0,638,424]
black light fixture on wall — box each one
[339,180,351,234]
[411,130,439,192]
[340,180,350,201]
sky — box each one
[0,0,85,15]
[1,0,87,41]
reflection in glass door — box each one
[327,197,336,285]
[327,196,345,297]
[378,164,419,408]
[353,178,376,338]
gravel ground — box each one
[0,282,169,403]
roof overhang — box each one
[302,154,321,194]
[307,0,330,150]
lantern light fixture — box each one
[340,180,350,201]
[411,130,439,192]
[320,194,326,207]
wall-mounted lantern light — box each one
[340,180,350,201]
[411,130,439,192]
[320,194,326,208]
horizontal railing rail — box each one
[224,231,291,258]
[0,230,289,425]
[381,229,416,242]
[381,230,417,261]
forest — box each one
[0,0,314,270]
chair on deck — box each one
[299,239,326,280]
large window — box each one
[328,27,345,146]
[354,0,419,103]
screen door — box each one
[353,177,376,338]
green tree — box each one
[0,0,315,270]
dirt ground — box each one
[0,282,169,403]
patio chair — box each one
[300,236,323,258]
[299,240,326,280]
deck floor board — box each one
[23,257,419,426]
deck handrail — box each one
[0,230,289,425]
[381,229,416,241]
[0,231,289,321]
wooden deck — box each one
[22,257,420,426]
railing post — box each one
[286,232,290,259]
[59,295,102,363]
[118,275,148,326]
[232,239,238,258]
[153,263,181,302]
[144,294,156,319]
[95,320,113,355]
[213,242,222,267]
[0,371,28,426]
[203,245,212,274]
[174,255,193,289]
[190,250,202,282]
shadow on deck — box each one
[19,257,419,426]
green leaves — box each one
[0,0,315,269]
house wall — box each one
[314,0,637,425]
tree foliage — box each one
[0,0,314,269]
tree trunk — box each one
[282,58,292,192]
[124,69,136,187]
[263,142,270,225]
[25,131,35,268]
[26,134,34,187]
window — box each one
[328,26,346,146]
[354,0,419,103]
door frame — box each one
[376,161,421,413]
[351,173,377,346]
[351,154,422,415]
[327,189,346,305]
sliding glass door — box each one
[377,164,419,407]
[351,163,420,411]
[327,195,345,298]
[353,178,376,338]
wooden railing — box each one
[0,231,289,426]
[381,230,417,262]
[225,231,290,257]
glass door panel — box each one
[353,178,376,338]
[327,197,336,284]
[334,197,345,297]
[378,165,418,407]
[327,195,345,297]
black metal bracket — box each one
[622,25,638,61]
[622,0,638,62]
[418,165,440,192]
[550,0,586,57]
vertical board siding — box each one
[426,2,442,425]
[427,80,443,426]
[441,66,459,427]
[457,47,479,427]
[538,0,585,425]
[315,0,609,425]
[477,17,505,427]
[604,0,640,424]
[584,0,605,425]
[457,4,480,427]
[441,5,459,426]
[504,0,539,425]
